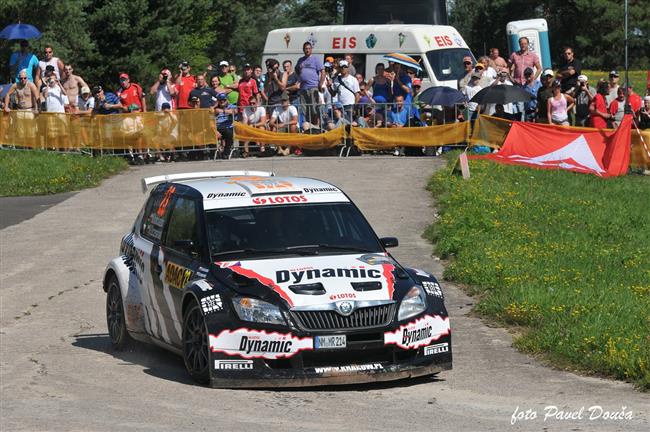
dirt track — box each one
[1,156,648,431]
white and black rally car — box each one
[104,171,451,387]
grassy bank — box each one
[426,158,650,390]
[0,150,127,196]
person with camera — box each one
[3,69,39,113]
[328,59,360,124]
[150,68,177,111]
[262,58,286,109]
[92,86,123,115]
[573,75,595,127]
[175,60,196,110]
[638,96,650,129]
[41,70,68,113]
[117,73,146,112]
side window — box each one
[165,197,199,255]
[141,186,176,243]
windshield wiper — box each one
[286,244,376,253]
[212,247,317,258]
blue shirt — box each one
[389,106,411,126]
[295,55,323,90]
[393,73,413,105]
[216,104,237,128]
[524,80,542,112]
[94,92,122,114]
[9,52,39,83]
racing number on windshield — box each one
[157,186,176,217]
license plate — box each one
[315,335,347,349]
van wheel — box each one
[106,275,131,350]
[182,303,210,384]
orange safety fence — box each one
[350,122,469,150]
[470,114,650,170]
[0,109,216,150]
[234,122,345,149]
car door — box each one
[156,194,204,348]
[136,184,177,345]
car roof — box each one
[145,172,350,210]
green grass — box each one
[426,158,650,390]
[0,150,128,196]
[582,70,647,94]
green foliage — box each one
[450,0,650,70]
[1,0,342,91]
[426,158,650,390]
[0,150,127,196]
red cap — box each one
[119,73,129,80]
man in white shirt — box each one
[37,46,64,87]
[77,86,95,112]
[241,96,267,156]
[41,71,68,113]
[328,59,359,123]
[270,92,299,156]
[150,68,177,111]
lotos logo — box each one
[252,195,308,205]
[330,293,356,301]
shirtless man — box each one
[60,64,88,112]
[4,69,40,112]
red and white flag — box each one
[474,115,632,177]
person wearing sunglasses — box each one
[458,55,475,92]
[4,69,39,113]
[38,46,64,86]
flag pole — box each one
[624,0,631,114]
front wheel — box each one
[106,275,131,350]
[182,303,210,384]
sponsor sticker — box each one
[303,186,339,194]
[209,329,313,360]
[313,363,384,374]
[384,314,450,350]
[214,359,254,370]
[206,192,246,199]
[277,267,381,284]
[195,280,213,292]
[424,342,449,356]
[252,195,307,205]
[201,294,223,314]
[164,262,193,289]
[422,281,443,298]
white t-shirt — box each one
[39,57,61,79]
[332,74,359,106]
[272,105,298,124]
[155,83,176,111]
[43,84,67,113]
[77,95,95,111]
[243,106,266,125]
[465,84,482,112]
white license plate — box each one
[315,335,347,349]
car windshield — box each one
[206,203,383,259]
[426,48,474,82]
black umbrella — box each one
[417,86,466,106]
[469,85,532,105]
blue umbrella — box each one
[0,23,42,40]
[418,86,466,106]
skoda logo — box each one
[337,301,354,316]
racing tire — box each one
[182,302,210,384]
[106,275,131,350]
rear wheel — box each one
[106,275,131,350]
[182,303,210,384]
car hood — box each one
[215,253,408,308]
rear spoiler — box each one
[141,171,275,193]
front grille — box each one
[290,303,396,331]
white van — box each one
[262,24,474,90]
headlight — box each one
[398,286,427,321]
[232,297,286,325]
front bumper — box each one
[207,319,452,388]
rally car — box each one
[103,171,452,387]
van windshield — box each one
[426,48,474,82]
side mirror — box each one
[380,237,399,248]
[173,239,197,256]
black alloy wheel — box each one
[106,275,131,350]
[182,303,210,384]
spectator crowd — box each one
[3,38,650,160]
